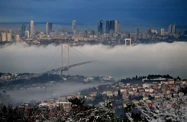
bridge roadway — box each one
[5,61,93,82]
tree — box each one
[127,93,187,122]
[66,97,122,122]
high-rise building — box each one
[168,24,172,34]
[21,24,26,37]
[147,28,152,35]
[110,20,115,32]
[46,22,52,36]
[7,32,12,41]
[25,30,30,39]
[91,30,95,36]
[185,30,187,35]
[117,23,121,33]
[172,24,176,34]
[15,34,20,41]
[84,30,88,38]
[106,20,110,33]
[114,20,119,33]
[29,20,35,38]
[98,20,104,35]
[72,20,76,34]
[1,32,6,42]
[161,28,165,36]
[135,29,139,41]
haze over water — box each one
[0,42,187,79]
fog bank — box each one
[0,42,187,79]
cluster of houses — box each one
[81,78,187,111]
[0,73,18,81]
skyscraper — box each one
[21,24,26,37]
[91,30,95,36]
[168,24,172,34]
[185,31,187,35]
[7,32,12,41]
[110,20,115,32]
[135,29,139,41]
[46,22,52,35]
[106,20,110,34]
[25,30,30,39]
[172,24,176,34]
[72,20,76,34]
[1,32,6,41]
[98,20,104,35]
[84,30,88,38]
[161,28,165,36]
[29,20,35,38]
[114,20,119,33]
[15,35,20,41]
[90,30,95,39]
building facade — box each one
[72,20,76,35]
[98,20,104,35]
[1,32,6,41]
[21,24,26,37]
[29,20,35,38]
[46,22,52,36]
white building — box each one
[25,30,30,38]
[30,20,35,38]
[15,34,20,41]
[161,28,165,36]
[7,32,12,41]
[114,20,120,33]
[1,32,6,41]
[72,20,76,35]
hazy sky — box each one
[0,0,187,26]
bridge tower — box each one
[124,38,132,46]
[61,43,70,76]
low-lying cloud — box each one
[0,42,187,79]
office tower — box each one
[7,32,12,41]
[25,30,30,39]
[84,30,88,37]
[91,30,95,36]
[15,35,20,41]
[21,24,26,37]
[106,20,110,33]
[172,24,176,34]
[185,31,187,35]
[136,29,139,36]
[127,33,130,38]
[46,22,52,35]
[1,32,6,41]
[161,28,165,36]
[117,23,121,33]
[168,24,172,34]
[135,29,139,41]
[114,20,119,33]
[147,28,152,35]
[29,20,35,38]
[72,20,76,34]
[110,20,115,32]
[98,20,104,35]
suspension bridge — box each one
[3,43,94,82]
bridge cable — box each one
[42,45,60,72]
[70,47,95,61]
